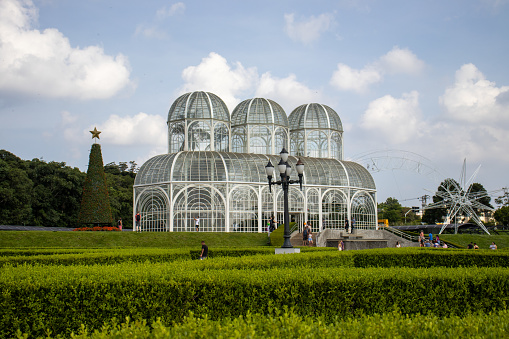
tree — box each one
[422,179,457,224]
[0,151,33,225]
[104,162,136,228]
[378,197,403,224]
[468,182,492,210]
[78,144,113,226]
[494,206,509,226]
[495,190,509,207]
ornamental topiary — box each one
[77,144,113,226]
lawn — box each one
[0,231,269,248]
[439,234,508,249]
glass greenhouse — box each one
[134,91,377,232]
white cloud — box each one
[179,52,259,110]
[440,63,509,124]
[0,0,133,100]
[330,63,382,93]
[179,52,321,112]
[377,47,425,75]
[255,73,322,112]
[330,46,425,93]
[284,13,334,44]
[156,2,185,20]
[361,91,422,144]
[96,113,167,147]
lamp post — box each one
[265,148,304,248]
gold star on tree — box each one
[90,127,101,140]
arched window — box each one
[274,127,288,154]
[214,122,229,152]
[307,131,328,158]
[232,127,246,153]
[322,189,347,230]
[306,189,320,233]
[230,186,259,232]
[169,122,185,153]
[173,185,226,232]
[331,132,342,160]
[135,188,169,232]
[249,126,271,154]
[351,191,376,230]
[188,121,211,151]
[290,131,304,157]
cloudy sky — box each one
[1,0,508,204]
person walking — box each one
[200,241,208,260]
[194,216,200,232]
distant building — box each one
[133,91,377,232]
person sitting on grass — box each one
[489,242,497,250]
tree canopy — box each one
[0,149,136,228]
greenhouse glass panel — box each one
[307,131,328,158]
[188,121,211,152]
[274,127,288,155]
[230,185,259,232]
[173,185,226,232]
[351,191,376,230]
[214,122,229,152]
[135,188,169,232]
[306,188,320,233]
[169,122,185,153]
[322,189,347,230]
[249,126,271,155]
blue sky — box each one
[1,0,508,204]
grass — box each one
[439,234,509,249]
[0,231,269,248]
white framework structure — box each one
[425,160,494,235]
[134,91,377,232]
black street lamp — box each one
[265,148,305,248]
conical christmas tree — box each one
[78,141,113,226]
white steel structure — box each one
[134,91,377,232]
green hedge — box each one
[1,261,509,337]
[59,309,509,338]
[352,247,509,268]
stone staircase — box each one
[290,231,316,247]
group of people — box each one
[302,222,313,246]
[467,242,497,250]
[418,231,447,248]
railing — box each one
[384,226,419,242]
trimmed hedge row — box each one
[1,262,508,337]
[62,309,509,339]
[352,247,509,268]
[2,247,509,269]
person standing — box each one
[428,232,433,242]
[135,212,140,229]
[200,241,208,260]
[338,240,344,251]
[302,223,308,246]
[419,231,424,247]
[307,228,313,246]
[194,216,200,232]
[117,218,123,231]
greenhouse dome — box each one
[134,92,377,233]
[231,98,289,155]
[288,103,344,160]
[167,91,230,153]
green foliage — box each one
[268,221,295,247]
[0,150,86,227]
[59,310,509,339]
[495,190,509,207]
[378,197,403,224]
[494,206,509,226]
[0,151,33,224]
[78,144,113,226]
[1,256,509,338]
